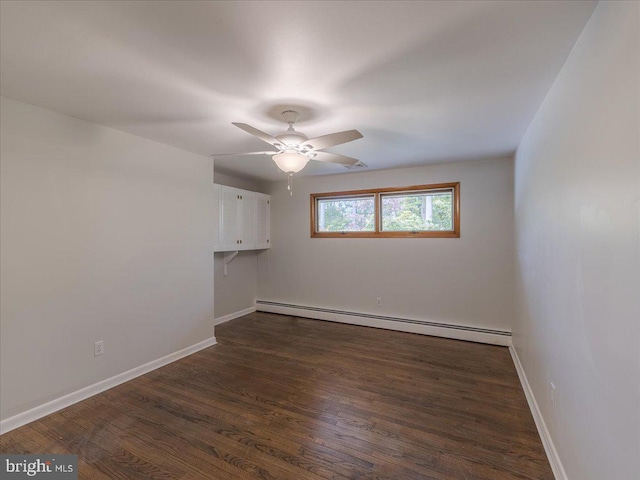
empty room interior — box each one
[0,1,638,479]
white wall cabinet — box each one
[214,184,270,252]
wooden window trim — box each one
[310,182,460,238]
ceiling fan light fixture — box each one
[217,111,364,195]
[272,150,310,174]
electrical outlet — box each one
[94,340,104,357]
[376,297,382,306]
[550,382,556,407]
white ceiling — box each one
[0,1,596,181]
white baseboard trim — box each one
[256,301,511,346]
[0,336,217,435]
[509,346,566,480]
[214,306,256,326]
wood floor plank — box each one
[1,312,553,479]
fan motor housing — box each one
[275,130,308,147]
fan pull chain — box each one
[287,173,293,196]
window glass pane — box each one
[381,190,453,232]
[316,195,375,232]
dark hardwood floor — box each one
[1,312,553,479]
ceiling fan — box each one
[212,110,364,194]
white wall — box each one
[258,157,514,332]
[513,2,639,479]
[213,171,263,320]
[214,171,260,193]
[0,97,215,421]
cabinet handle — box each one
[267,239,269,243]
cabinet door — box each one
[220,186,241,251]
[255,193,271,249]
[213,184,221,250]
[240,191,256,249]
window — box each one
[315,194,375,233]
[311,183,460,238]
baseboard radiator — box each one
[255,300,511,346]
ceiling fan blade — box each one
[301,129,363,151]
[312,151,360,166]
[232,123,283,148]
[211,151,276,158]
